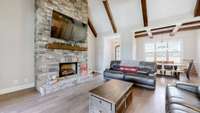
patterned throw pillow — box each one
[119,66,139,73]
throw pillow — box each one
[119,66,139,73]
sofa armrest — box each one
[149,73,156,77]
[104,69,123,74]
[104,68,110,71]
[176,82,199,94]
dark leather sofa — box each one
[104,60,157,89]
[166,82,200,113]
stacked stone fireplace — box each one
[35,0,89,95]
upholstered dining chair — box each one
[157,64,163,75]
[185,60,193,80]
[164,65,174,76]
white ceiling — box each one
[88,0,197,35]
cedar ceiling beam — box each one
[180,25,200,31]
[152,29,173,35]
[135,30,146,34]
[182,20,200,26]
[135,20,200,38]
[135,25,200,38]
[88,18,97,38]
[151,25,176,31]
[135,25,175,34]
[103,0,117,33]
[141,0,148,27]
[135,29,173,38]
[194,0,200,17]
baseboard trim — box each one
[0,82,35,95]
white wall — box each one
[0,0,35,95]
[120,30,134,60]
[196,30,200,75]
[95,34,121,73]
[132,36,137,60]
[95,29,135,73]
[95,37,110,73]
[111,38,120,60]
[103,38,113,69]
[95,36,104,73]
[88,29,96,73]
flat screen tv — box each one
[50,10,87,42]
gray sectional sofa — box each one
[103,60,157,89]
[166,82,200,113]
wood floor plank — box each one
[0,75,199,113]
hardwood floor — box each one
[0,75,199,113]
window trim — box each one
[115,45,120,60]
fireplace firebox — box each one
[59,62,78,77]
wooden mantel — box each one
[47,43,87,51]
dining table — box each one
[156,62,188,80]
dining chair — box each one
[185,60,193,80]
[157,64,163,75]
[164,65,173,76]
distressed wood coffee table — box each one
[89,80,133,113]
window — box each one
[144,43,155,61]
[144,41,182,63]
[115,45,120,60]
[156,42,167,61]
[168,41,181,63]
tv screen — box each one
[50,10,87,42]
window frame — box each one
[115,45,120,60]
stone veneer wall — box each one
[35,0,88,95]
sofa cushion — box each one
[137,68,151,75]
[168,97,200,110]
[139,61,157,73]
[111,65,120,71]
[168,110,197,113]
[121,60,139,67]
[104,69,124,80]
[166,86,200,110]
[167,85,197,97]
[124,74,155,86]
[110,60,121,70]
[168,104,199,113]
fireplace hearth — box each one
[59,62,78,77]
